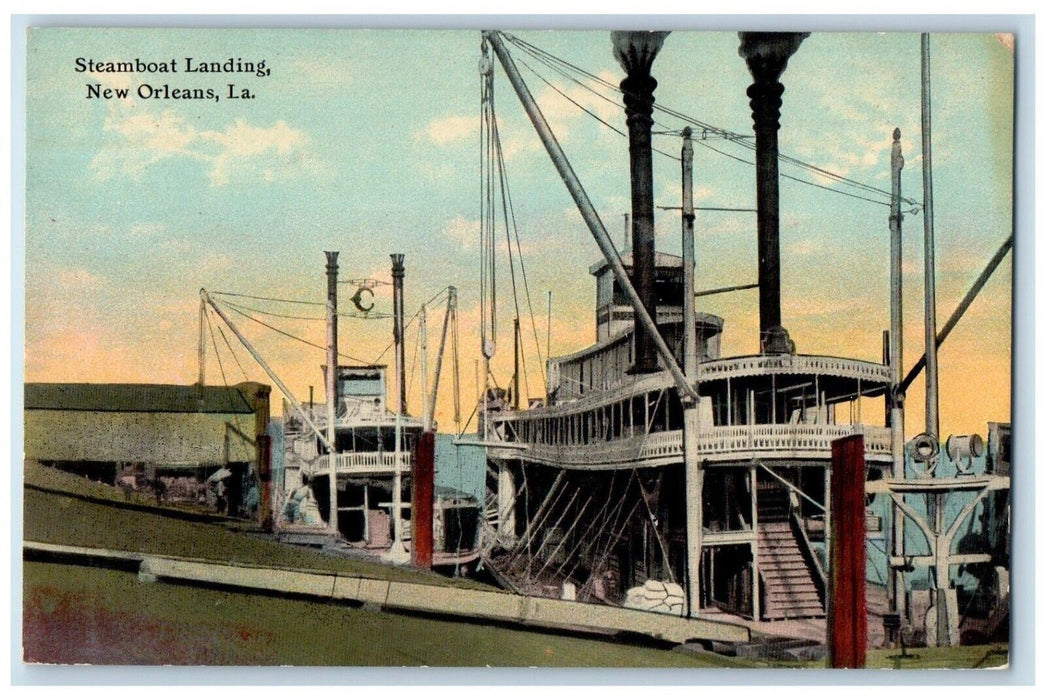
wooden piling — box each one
[828,434,867,668]
[412,431,435,569]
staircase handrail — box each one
[790,504,827,596]
[758,462,825,512]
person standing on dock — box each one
[215,478,227,515]
[282,474,311,524]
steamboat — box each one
[476,28,1011,639]
[281,362,481,568]
[201,253,481,570]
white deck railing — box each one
[489,424,892,469]
[697,424,892,456]
[699,354,892,384]
[305,451,412,476]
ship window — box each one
[597,272,613,308]
[337,369,384,397]
[655,278,684,306]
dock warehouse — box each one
[24,381,271,514]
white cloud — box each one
[418,70,622,160]
[442,215,480,250]
[420,114,476,146]
[530,70,622,140]
[200,119,310,186]
[88,86,323,186]
[91,108,200,180]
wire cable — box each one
[211,290,325,307]
[218,298,369,364]
[204,308,252,464]
[502,31,918,208]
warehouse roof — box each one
[24,383,258,414]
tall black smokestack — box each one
[613,30,668,374]
[325,251,339,413]
[390,253,407,415]
[739,32,808,354]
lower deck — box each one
[484,457,871,622]
[286,471,482,566]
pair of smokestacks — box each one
[614,31,807,367]
[323,251,408,415]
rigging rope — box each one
[204,308,252,464]
[219,298,369,364]
[693,139,895,207]
[480,50,497,359]
[407,312,421,404]
[490,101,531,401]
[518,56,682,162]
[480,44,552,401]
[502,31,919,209]
[212,290,325,306]
[219,295,391,321]
[451,302,462,430]
[369,286,450,366]
[216,323,249,381]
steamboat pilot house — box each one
[484,253,892,621]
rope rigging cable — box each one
[500,31,920,210]
[479,37,551,406]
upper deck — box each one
[485,250,894,469]
[285,364,423,478]
[487,346,893,468]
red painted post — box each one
[258,434,273,532]
[828,434,867,668]
[412,431,435,568]
[254,385,273,533]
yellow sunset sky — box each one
[22,28,1014,441]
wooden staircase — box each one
[757,480,825,620]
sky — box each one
[23,28,1014,440]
